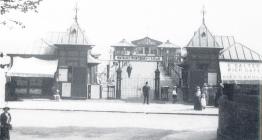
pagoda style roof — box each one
[46,7,93,47]
[186,23,221,48]
[219,42,262,61]
[111,39,136,48]
[158,40,180,48]
[132,37,162,47]
[50,22,93,47]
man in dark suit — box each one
[126,65,132,78]
[0,107,12,140]
[142,82,150,104]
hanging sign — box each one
[114,55,162,62]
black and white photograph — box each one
[0,0,261,139]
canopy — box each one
[7,57,58,78]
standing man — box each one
[0,107,12,140]
[126,64,132,78]
[142,81,150,104]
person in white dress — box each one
[201,93,207,109]
[172,86,177,103]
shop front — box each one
[6,57,58,100]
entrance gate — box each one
[114,56,163,100]
[121,77,155,99]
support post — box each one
[116,61,122,99]
[154,62,160,100]
[87,84,91,99]
[106,64,110,81]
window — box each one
[151,48,157,55]
[201,32,206,37]
[16,78,28,87]
[137,48,143,54]
[30,78,42,87]
[145,47,149,54]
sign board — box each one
[208,73,217,85]
[219,62,262,81]
[114,55,162,62]
[62,83,71,97]
[58,68,68,81]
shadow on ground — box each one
[11,127,217,140]
[121,97,194,106]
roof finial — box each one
[74,2,79,23]
[201,5,206,24]
[145,25,150,37]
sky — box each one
[0,0,262,59]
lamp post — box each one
[154,62,160,100]
[116,61,122,99]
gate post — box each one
[154,62,160,100]
[116,62,122,99]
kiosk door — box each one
[71,67,87,98]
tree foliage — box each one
[0,0,42,28]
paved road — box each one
[9,110,217,140]
[6,100,218,115]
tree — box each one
[0,0,42,28]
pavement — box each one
[3,99,218,116]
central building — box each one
[111,37,182,99]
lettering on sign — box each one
[219,62,262,80]
[114,55,163,62]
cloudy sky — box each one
[0,0,262,59]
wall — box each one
[217,95,259,140]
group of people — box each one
[142,81,223,111]
[194,84,208,110]
[142,82,178,104]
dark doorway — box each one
[190,70,205,88]
[71,67,87,98]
